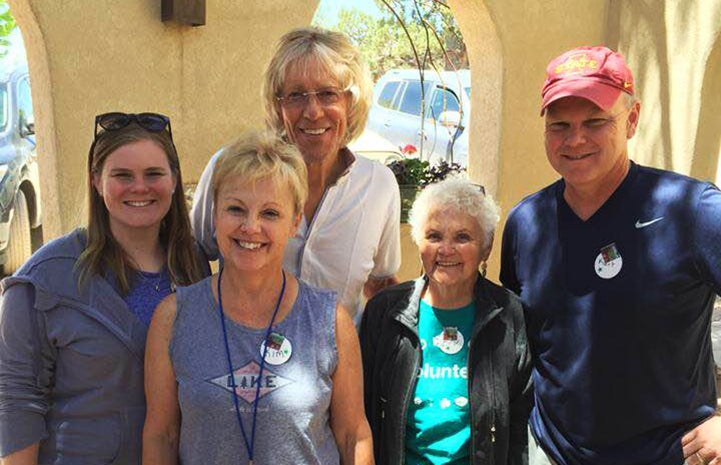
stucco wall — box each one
[9,0,319,238]
[607,0,721,183]
[8,0,721,283]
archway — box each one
[447,0,501,194]
[7,0,61,238]
[691,35,721,184]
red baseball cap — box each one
[540,46,634,115]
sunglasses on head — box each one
[473,183,486,196]
[94,112,173,139]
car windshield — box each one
[0,83,7,131]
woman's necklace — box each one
[217,267,287,465]
[135,268,175,293]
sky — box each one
[0,28,25,72]
[313,0,384,27]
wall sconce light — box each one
[161,0,206,26]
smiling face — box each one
[214,175,301,273]
[544,95,640,190]
[419,207,488,290]
[92,138,176,241]
[278,59,349,165]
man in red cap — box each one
[500,46,721,465]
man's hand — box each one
[683,415,721,464]
[363,275,399,299]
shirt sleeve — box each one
[692,184,721,295]
[0,282,51,457]
[370,167,401,278]
[500,210,522,295]
[190,151,221,261]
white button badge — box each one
[260,332,293,365]
[595,242,623,279]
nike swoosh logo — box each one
[635,217,664,228]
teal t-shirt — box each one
[405,299,475,465]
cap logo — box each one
[541,46,633,114]
[554,53,598,77]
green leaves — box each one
[0,1,17,58]
[0,2,16,37]
[388,158,465,187]
[389,157,466,222]
[388,158,430,186]
[318,0,467,80]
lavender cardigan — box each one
[0,229,208,464]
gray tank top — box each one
[170,276,340,464]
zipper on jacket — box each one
[375,395,387,462]
[398,337,421,465]
[468,338,478,462]
[467,305,501,465]
[488,342,497,464]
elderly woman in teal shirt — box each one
[361,178,532,465]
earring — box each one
[480,261,487,277]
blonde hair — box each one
[262,27,372,146]
[409,178,501,250]
[212,130,308,215]
[77,124,205,294]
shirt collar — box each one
[332,147,356,186]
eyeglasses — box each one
[94,112,173,139]
[276,88,346,108]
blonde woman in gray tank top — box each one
[142,131,373,465]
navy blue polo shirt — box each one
[500,162,721,465]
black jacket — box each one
[360,274,533,465]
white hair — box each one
[409,178,501,250]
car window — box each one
[17,76,33,127]
[398,80,426,116]
[378,81,401,109]
[429,86,460,119]
[0,84,7,131]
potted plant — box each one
[387,145,466,222]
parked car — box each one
[366,68,470,167]
[348,128,403,164]
[0,65,42,274]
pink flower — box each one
[402,144,417,155]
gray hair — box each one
[621,91,636,109]
[409,178,501,250]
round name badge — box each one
[594,242,623,280]
[259,332,293,365]
[432,327,464,355]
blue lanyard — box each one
[217,267,287,465]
